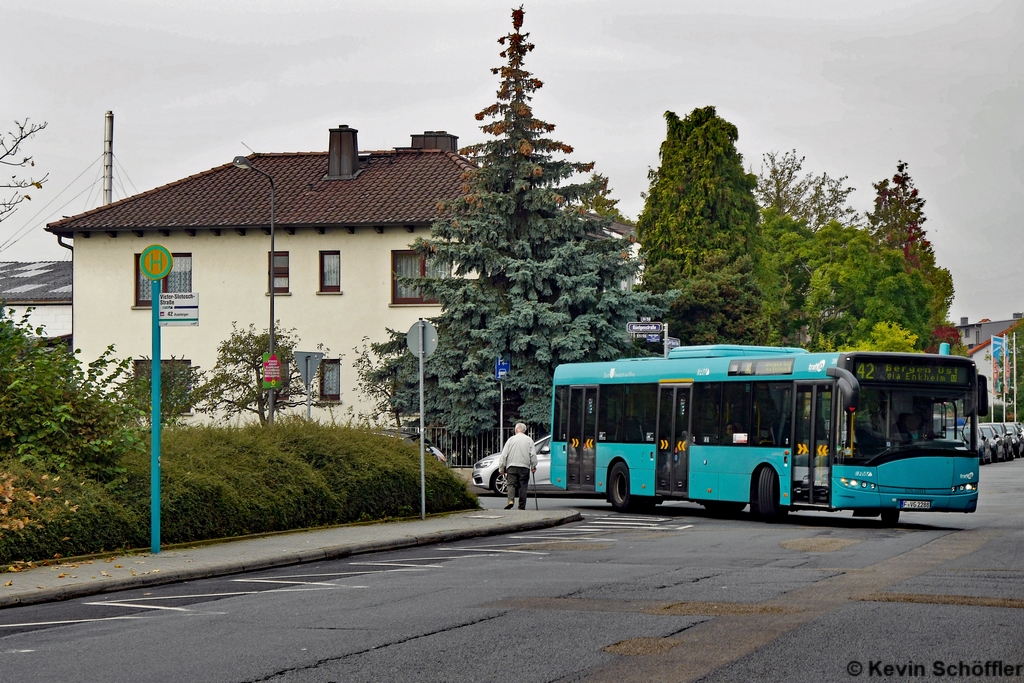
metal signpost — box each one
[495,356,510,437]
[627,320,670,358]
[295,351,324,419]
[139,245,173,554]
[406,319,438,520]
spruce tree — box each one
[637,107,766,345]
[405,7,670,434]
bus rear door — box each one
[656,384,691,497]
[566,386,597,490]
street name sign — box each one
[158,292,199,326]
[627,321,663,334]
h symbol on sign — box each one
[146,251,167,274]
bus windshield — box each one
[843,386,971,463]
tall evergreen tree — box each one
[637,107,766,345]
[402,7,669,434]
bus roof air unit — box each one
[667,344,808,360]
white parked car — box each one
[471,435,552,495]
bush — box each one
[1,421,478,563]
[0,308,143,482]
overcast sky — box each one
[3,0,1021,322]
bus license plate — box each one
[899,500,931,510]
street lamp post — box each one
[232,156,278,425]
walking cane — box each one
[532,468,538,510]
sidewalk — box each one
[0,508,580,609]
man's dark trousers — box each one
[505,466,531,509]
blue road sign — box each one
[645,334,662,343]
[495,356,510,380]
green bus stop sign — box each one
[140,245,173,280]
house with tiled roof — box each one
[0,261,73,342]
[46,125,470,417]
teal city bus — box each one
[550,345,987,524]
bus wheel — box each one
[880,509,900,526]
[755,467,787,520]
[608,462,631,512]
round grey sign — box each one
[406,320,438,358]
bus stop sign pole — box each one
[140,245,173,555]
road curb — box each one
[0,510,581,609]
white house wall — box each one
[73,228,440,422]
[4,304,72,338]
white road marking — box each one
[508,535,615,542]
[349,562,443,568]
[86,591,260,602]
[83,601,190,612]
[6,649,35,653]
[267,569,428,579]
[675,524,695,530]
[0,616,145,628]
[231,579,356,587]
[585,520,661,527]
[438,547,548,555]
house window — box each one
[320,251,341,292]
[320,359,341,402]
[392,250,447,304]
[135,253,192,307]
[270,251,289,293]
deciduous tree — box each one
[1,119,47,226]
[198,322,324,425]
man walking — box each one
[498,422,537,510]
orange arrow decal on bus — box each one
[797,443,808,455]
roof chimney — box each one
[960,317,969,326]
[1014,312,1022,320]
[327,125,360,179]
[409,131,459,153]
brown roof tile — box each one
[47,150,474,234]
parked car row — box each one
[977,422,1023,465]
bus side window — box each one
[693,383,722,445]
[722,382,751,446]
[599,385,624,442]
[623,384,658,443]
[752,382,792,447]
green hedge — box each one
[0,421,477,564]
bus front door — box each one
[793,384,833,506]
[567,386,597,491]
[656,385,690,497]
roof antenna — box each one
[240,141,256,155]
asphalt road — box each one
[3,462,1024,683]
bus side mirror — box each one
[978,375,989,417]
[826,366,860,413]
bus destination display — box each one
[728,358,795,376]
[854,361,968,385]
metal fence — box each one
[404,425,548,468]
